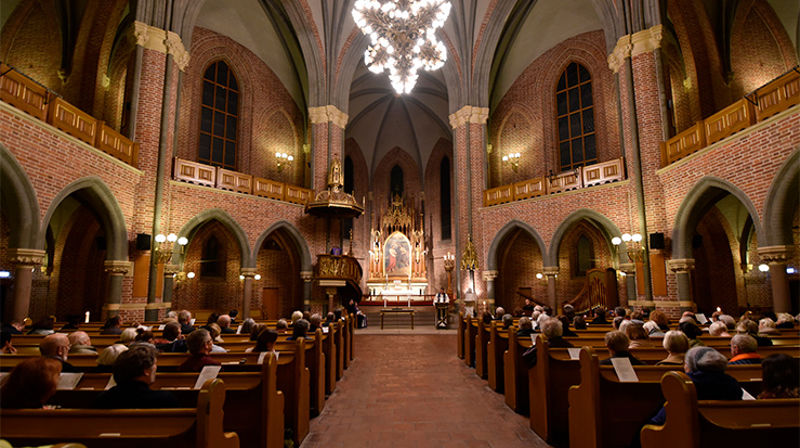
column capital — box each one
[482,270,498,281]
[543,266,559,277]
[104,260,133,276]
[300,270,314,282]
[132,21,190,71]
[618,262,636,274]
[240,267,258,278]
[309,105,348,128]
[608,24,665,73]
[757,245,793,264]
[448,105,489,129]
[164,263,181,275]
[667,258,695,273]
[8,248,46,266]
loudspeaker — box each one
[649,232,665,250]
[692,234,703,249]
[136,233,151,251]
[95,237,106,251]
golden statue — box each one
[328,158,343,191]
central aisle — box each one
[301,334,550,447]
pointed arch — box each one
[761,149,800,246]
[39,177,128,261]
[0,145,40,249]
[671,176,763,259]
[548,208,621,266]
[252,220,312,272]
[175,208,251,267]
[487,220,547,270]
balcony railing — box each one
[0,64,139,167]
[661,67,799,167]
[483,157,625,207]
[173,158,313,205]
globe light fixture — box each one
[758,263,769,272]
[352,0,451,94]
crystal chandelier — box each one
[352,0,451,94]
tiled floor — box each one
[301,334,551,448]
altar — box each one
[364,195,430,306]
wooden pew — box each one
[567,347,765,448]
[503,327,530,413]
[641,371,800,448]
[464,315,476,367]
[487,322,508,392]
[276,338,310,446]
[0,379,239,448]
[529,336,581,446]
[335,320,345,380]
[475,320,490,379]
[457,312,465,359]
[322,325,337,395]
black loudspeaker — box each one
[95,237,106,251]
[649,232,665,250]
[692,234,703,249]
[136,233,151,251]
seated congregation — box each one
[458,304,800,447]
[0,308,355,448]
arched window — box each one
[556,62,596,171]
[199,61,239,169]
[575,234,595,277]
[201,235,225,278]
[440,157,451,240]
[390,164,404,197]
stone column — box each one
[103,260,132,318]
[301,270,313,311]
[161,264,180,313]
[667,259,695,311]
[7,248,45,322]
[618,263,637,306]
[482,270,498,309]
[758,246,793,313]
[325,287,337,314]
[543,266,559,309]
[240,267,257,319]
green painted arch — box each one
[252,220,312,272]
[547,208,622,266]
[39,176,129,261]
[175,208,252,268]
[486,219,548,270]
[761,149,799,246]
[0,145,40,249]
[671,176,763,260]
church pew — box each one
[335,320,345,380]
[50,355,284,448]
[277,339,310,446]
[0,378,239,448]
[487,322,508,392]
[503,327,530,413]
[529,336,582,446]
[567,347,765,448]
[640,371,800,448]
[474,320,490,379]
[457,312,465,359]
[465,315,476,367]
[322,324,337,395]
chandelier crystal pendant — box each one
[352,0,451,94]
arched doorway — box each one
[554,220,617,308]
[255,228,303,319]
[487,221,547,312]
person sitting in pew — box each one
[97,343,129,372]
[758,354,799,399]
[775,313,796,329]
[325,312,336,327]
[1,320,25,335]
[276,319,289,334]
[590,307,608,325]
[67,331,97,354]
[480,311,493,326]
[523,317,573,367]
[758,318,779,335]
[643,320,665,338]
[558,316,577,337]
[1,331,17,354]
[736,319,772,347]
[39,333,77,373]
[613,316,625,330]
[516,317,536,337]
[0,357,61,408]
[290,310,304,327]
[501,314,513,330]
[179,329,221,372]
[287,319,311,341]
[678,321,705,348]
[309,314,323,332]
[118,327,138,346]
[573,315,587,330]
[562,304,576,323]
[59,315,81,331]
[250,323,268,341]
[206,324,228,353]
[228,309,238,325]
[718,314,736,331]
[217,314,236,334]
[729,334,761,365]
[599,331,643,366]
[614,306,626,319]
[708,321,731,337]
[154,321,187,353]
[647,346,742,428]
[100,315,123,335]
[28,317,56,335]
[495,307,506,321]
[178,310,195,335]
[247,329,278,354]
[649,310,671,333]
[625,322,650,349]
[134,329,156,346]
[656,331,689,366]
[94,344,179,409]
[239,318,256,335]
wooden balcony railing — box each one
[315,254,363,288]
[0,64,139,167]
[483,158,625,207]
[662,67,800,167]
[172,158,313,205]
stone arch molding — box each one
[548,208,622,266]
[761,149,799,246]
[175,208,251,267]
[671,176,764,260]
[0,145,40,249]
[252,220,313,273]
[39,176,129,261]
[487,220,548,270]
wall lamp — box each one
[275,152,294,172]
[154,233,188,264]
[502,152,521,172]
